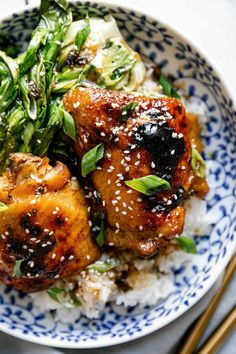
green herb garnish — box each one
[62,109,76,141]
[81,143,104,177]
[92,212,106,247]
[191,146,206,178]
[0,202,8,212]
[177,236,198,254]
[159,73,180,99]
[121,101,138,120]
[13,259,25,277]
[47,287,81,308]
[125,175,170,195]
[87,258,120,273]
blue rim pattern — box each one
[0,1,235,348]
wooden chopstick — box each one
[179,252,236,354]
[197,306,236,354]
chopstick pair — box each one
[179,253,236,354]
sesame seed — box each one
[25,229,30,234]
[115,229,120,233]
[112,200,118,205]
[115,207,119,212]
[42,244,47,247]
[65,217,69,222]
[55,207,60,211]
[137,198,142,202]
[51,253,56,260]
[116,196,121,200]
[54,274,60,279]
[178,133,183,138]
[1,234,6,240]
[121,211,127,215]
[28,249,34,253]
[139,225,143,231]
[60,256,65,262]
[35,274,39,278]
[30,238,36,241]
[124,150,130,154]
[122,202,127,207]
[181,166,186,170]
[167,200,172,205]
[171,150,175,155]
[115,190,121,195]
[22,245,28,249]
[86,255,91,260]
[102,200,106,206]
[127,190,132,194]
[107,179,111,185]
[52,211,57,215]
[68,255,74,260]
[151,161,156,168]
[27,273,31,277]
[134,161,140,166]
[30,261,34,268]
[125,166,130,172]
[89,220,92,227]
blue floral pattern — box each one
[0,1,235,348]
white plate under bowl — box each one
[0,0,235,349]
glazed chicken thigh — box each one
[64,87,208,255]
[0,153,100,292]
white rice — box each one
[30,73,210,322]
[31,196,209,321]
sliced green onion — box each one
[0,201,8,212]
[125,175,170,196]
[13,259,25,277]
[159,74,180,99]
[81,143,104,177]
[87,258,120,273]
[62,109,76,141]
[47,287,81,308]
[121,101,138,120]
[92,212,106,247]
[191,146,206,178]
[177,236,198,254]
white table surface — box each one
[0,1,235,353]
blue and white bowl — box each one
[0,0,235,348]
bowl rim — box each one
[0,0,235,349]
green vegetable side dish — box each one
[177,236,198,254]
[125,175,171,196]
[81,143,104,177]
